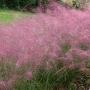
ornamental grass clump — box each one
[13,59,90,90]
[13,60,80,90]
[0,57,16,81]
[0,1,90,90]
[0,57,32,90]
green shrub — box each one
[0,0,48,10]
[0,0,36,9]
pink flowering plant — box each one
[0,1,90,90]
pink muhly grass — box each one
[0,2,90,70]
[6,74,20,89]
[25,71,33,80]
[0,81,7,90]
[0,2,90,90]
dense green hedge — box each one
[0,0,39,10]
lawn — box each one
[0,10,33,24]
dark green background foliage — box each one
[0,0,39,10]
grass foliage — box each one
[0,10,33,23]
[0,10,13,23]
[13,61,90,90]
[0,56,89,90]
